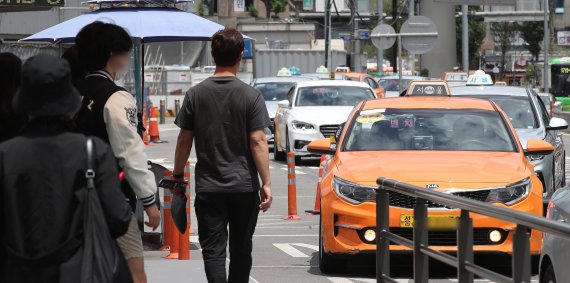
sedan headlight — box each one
[292,120,315,130]
[333,177,376,204]
[485,177,531,205]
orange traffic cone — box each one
[306,155,327,215]
[142,104,150,145]
[149,107,163,143]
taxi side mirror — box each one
[278,100,290,108]
[308,138,336,155]
[525,139,554,156]
[546,117,568,131]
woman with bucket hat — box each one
[0,54,132,282]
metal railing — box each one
[375,177,570,283]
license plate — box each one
[400,214,459,230]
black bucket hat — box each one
[13,54,81,116]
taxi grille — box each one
[389,228,506,246]
[320,124,339,138]
[453,190,490,202]
[388,190,491,209]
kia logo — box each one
[426,184,439,189]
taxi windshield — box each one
[255,82,294,101]
[460,95,538,129]
[344,109,516,152]
[295,86,375,107]
[379,79,412,91]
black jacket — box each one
[0,119,131,282]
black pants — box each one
[195,192,260,283]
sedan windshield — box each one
[378,79,412,91]
[255,82,294,101]
[461,95,537,129]
[344,109,516,152]
[295,86,375,107]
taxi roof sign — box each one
[289,66,301,75]
[405,80,451,96]
[277,67,292,77]
[443,71,468,82]
[316,65,329,74]
[466,70,494,86]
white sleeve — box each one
[103,90,156,207]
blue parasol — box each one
[22,7,227,43]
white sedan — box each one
[273,80,377,160]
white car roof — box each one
[451,86,529,97]
[253,76,316,84]
[379,76,428,81]
[295,80,372,88]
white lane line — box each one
[158,127,181,132]
[327,278,355,283]
[273,243,310,257]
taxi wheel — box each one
[540,264,556,283]
[319,211,346,274]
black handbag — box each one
[78,137,133,283]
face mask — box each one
[114,57,131,82]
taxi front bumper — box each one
[321,191,543,256]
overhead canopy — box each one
[21,7,228,43]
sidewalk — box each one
[145,251,208,283]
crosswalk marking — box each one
[273,243,319,258]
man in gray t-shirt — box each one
[173,28,272,283]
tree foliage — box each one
[455,6,486,69]
[272,0,288,14]
[519,21,544,61]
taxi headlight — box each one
[333,176,376,204]
[292,120,315,130]
[485,178,531,205]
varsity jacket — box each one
[76,70,156,207]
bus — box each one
[551,57,570,96]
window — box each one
[295,86,375,107]
[462,95,538,129]
[254,82,295,101]
[555,0,564,13]
[344,109,516,152]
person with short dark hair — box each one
[0,52,24,143]
[75,21,159,283]
[173,27,272,283]
[0,54,132,283]
[62,45,87,87]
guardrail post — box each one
[174,99,181,117]
[413,198,428,283]
[457,210,474,283]
[376,187,390,281]
[159,99,166,124]
[512,225,531,283]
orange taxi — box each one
[338,72,385,98]
[308,96,552,273]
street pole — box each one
[352,0,360,72]
[409,0,415,74]
[324,0,331,70]
[461,4,469,72]
[377,0,383,74]
[398,35,403,93]
[542,0,550,93]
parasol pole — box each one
[133,37,144,137]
